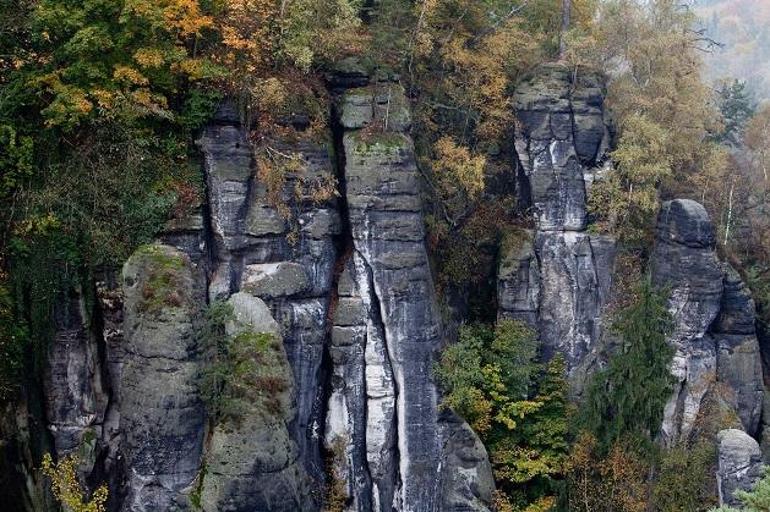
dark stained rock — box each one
[715,265,764,436]
[44,287,107,467]
[497,230,540,327]
[197,107,341,495]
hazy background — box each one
[695,0,770,102]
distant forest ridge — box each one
[695,0,770,101]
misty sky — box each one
[695,0,770,102]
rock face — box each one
[41,80,491,512]
[197,102,341,491]
[513,63,610,231]
[717,429,764,506]
[328,79,493,512]
[44,287,107,462]
[30,59,768,512]
[503,63,616,385]
[199,292,312,512]
[652,200,763,444]
[120,244,207,512]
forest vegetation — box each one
[1,0,770,511]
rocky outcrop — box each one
[119,244,207,512]
[514,63,610,232]
[197,103,341,490]
[199,292,312,512]
[331,80,493,512]
[652,200,763,444]
[504,64,616,385]
[715,266,764,436]
[437,416,496,512]
[717,428,764,507]
[44,287,107,464]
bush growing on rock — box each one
[709,469,770,512]
[199,301,289,422]
[41,453,108,512]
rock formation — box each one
[326,78,493,512]
[501,63,616,387]
[23,60,769,512]
[652,199,763,444]
[717,428,764,507]
[27,66,498,511]
[199,292,312,512]
[120,244,207,511]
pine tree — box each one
[581,279,674,450]
[716,80,756,147]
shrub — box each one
[436,319,569,507]
[199,301,289,423]
[41,453,108,512]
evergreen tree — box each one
[716,80,756,146]
[581,279,674,450]
[710,469,770,512]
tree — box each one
[565,432,649,512]
[746,104,770,184]
[588,113,673,246]
[559,0,571,57]
[581,279,674,449]
[715,80,756,147]
[435,320,570,507]
[582,0,727,242]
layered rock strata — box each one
[652,199,763,444]
[502,63,616,385]
[327,80,493,512]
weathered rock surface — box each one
[715,265,764,436]
[497,231,540,326]
[325,255,396,512]
[437,415,495,512]
[652,200,763,444]
[197,102,341,491]
[514,63,610,232]
[342,85,440,510]
[32,58,768,512]
[330,81,493,512]
[535,231,615,373]
[199,292,312,512]
[717,429,764,507]
[119,244,206,512]
[44,287,107,463]
[505,64,616,385]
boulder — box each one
[717,429,764,507]
[199,292,313,512]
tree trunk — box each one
[559,0,571,58]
